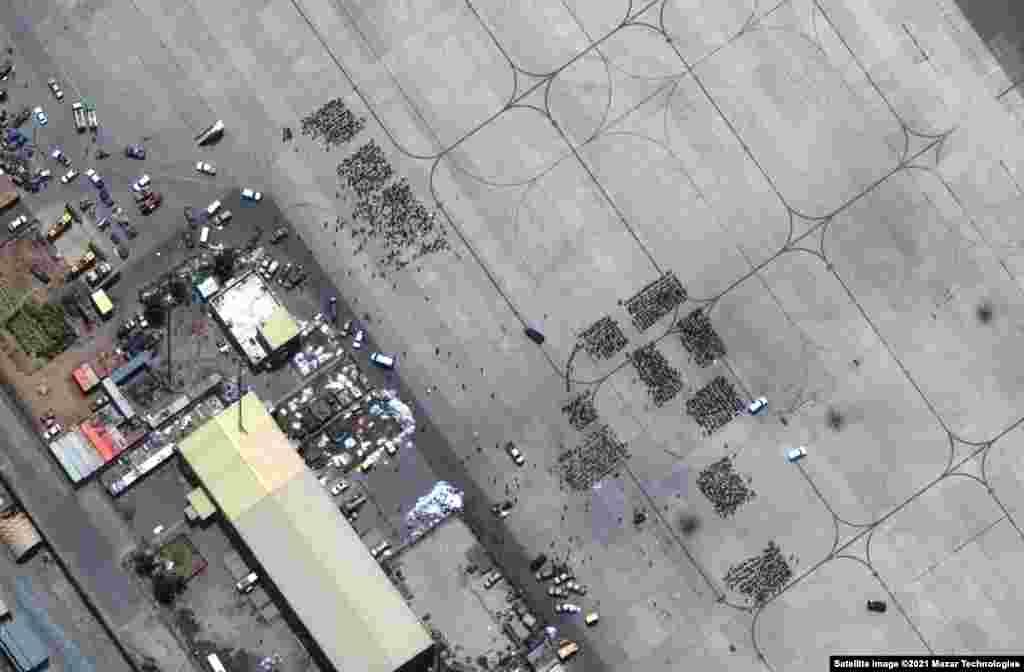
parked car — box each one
[42,423,62,440]
[32,106,47,125]
[7,214,27,233]
[369,352,395,369]
[585,612,599,627]
[120,220,138,239]
[535,566,556,582]
[195,161,216,175]
[329,480,349,497]
[269,226,288,244]
[483,571,503,589]
[529,554,548,573]
[241,188,262,202]
[369,541,392,559]
[212,209,232,226]
[182,229,195,249]
[748,396,768,415]
[235,572,259,594]
[115,242,129,259]
[50,148,70,166]
[786,445,807,463]
[867,600,887,613]
[557,640,580,662]
[84,168,103,187]
[547,586,568,599]
[352,329,365,351]
[140,192,162,214]
[132,174,151,192]
[566,581,587,596]
[99,189,114,207]
[125,144,145,159]
[60,168,78,184]
[491,500,514,519]
[505,441,525,466]
[555,603,581,614]
[47,78,63,100]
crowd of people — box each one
[332,140,451,273]
[625,271,687,332]
[562,390,599,431]
[629,343,684,408]
[300,98,366,149]
[686,375,745,434]
[579,315,628,360]
[696,456,756,518]
[557,424,629,491]
[723,541,794,606]
[678,308,727,367]
[338,139,393,196]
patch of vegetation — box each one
[157,534,207,582]
[4,299,74,359]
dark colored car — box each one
[99,189,114,207]
[269,226,289,244]
[524,327,546,345]
[529,554,548,573]
[867,600,887,613]
[110,231,121,245]
[115,242,129,259]
[29,265,50,285]
[121,220,138,239]
[125,144,146,159]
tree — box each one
[213,248,238,283]
[131,548,158,577]
[152,570,185,605]
[143,303,166,329]
[170,278,190,305]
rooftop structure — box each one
[207,272,299,367]
[179,392,433,672]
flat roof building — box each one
[208,273,300,368]
[179,392,433,672]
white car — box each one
[369,352,395,369]
[206,200,221,216]
[61,168,78,184]
[42,423,62,440]
[132,174,151,192]
[369,541,392,559]
[47,78,63,100]
[241,188,262,202]
[748,396,768,415]
[505,442,525,466]
[195,161,216,175]
[38,169,51,180]
[7,215,27,232]
[352,329,365,350]
[329,480,349,497]
[555,603,581,614]
[33,106,47,125]
[85,168,102,187]
[786,446,808,463]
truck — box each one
[85,100,98,131]
[72,102,86,132]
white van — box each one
[207,653,227,672]
[199,227,210,245]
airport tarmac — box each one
[4,0,1024,671]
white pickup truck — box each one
[72,102,86,132]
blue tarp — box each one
[111,351,150,384]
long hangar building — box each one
[179,392,435,672]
